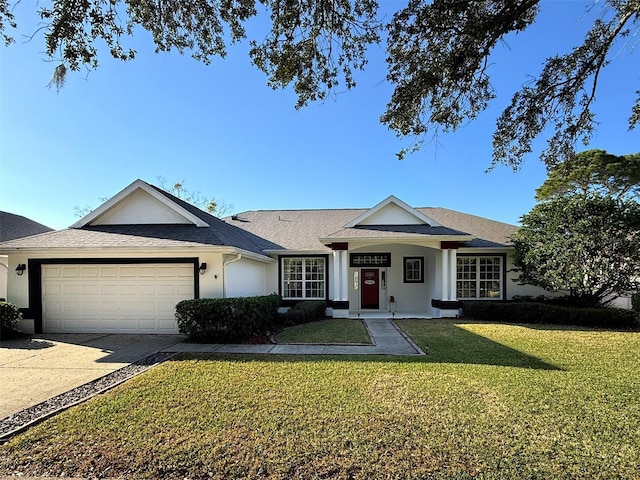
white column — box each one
[333,251,341,301]
[449,249,457,301]
[441,249,449,300]
[340,250,349,301]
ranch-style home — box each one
[0,179,550,334]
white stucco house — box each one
[0,179,550,334]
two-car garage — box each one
[36,260,197,334]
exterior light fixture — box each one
[15,264,26,276]
[199,263,207,275]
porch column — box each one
[330,243,349,318]
[441,248,450,300]
[436,242,461,318]
[449,249,457,301]
[340,250,349,302]
[333,251,341,301]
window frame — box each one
[403,256,425,283]
[455,254,506,300]
[279,255,329,303]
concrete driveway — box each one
[0,333,183,418]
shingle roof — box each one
[225,207,518,251]
[0,183,518,254]
[0,212,53,242]
[0,187,281,255]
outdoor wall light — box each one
[15,264,26,276]
[199,263,207,275]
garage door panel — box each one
[62,266,80,278]
[177,285,194,295]
[100,266,118,277]
[81,284,100,295]
[42,263,194,333]
[80,266,99,277]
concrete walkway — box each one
[166,318,424,356]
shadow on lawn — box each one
[406,322,560,370]
[178,321,560,371]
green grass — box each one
[274,319,373,344]
[1,319,639,479]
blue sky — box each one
[1,0,637,230]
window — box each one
[456,256,502,299]
[282,257,326,300]
[403,257,424,283]
[350,253,391,267]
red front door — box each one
[361,269,379,309]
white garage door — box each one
[42,264,195,333]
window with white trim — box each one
[282,257,326,300]
[456,256,502,299]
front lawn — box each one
[275,318,372,344]
[1,320,639,479]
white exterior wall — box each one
[0,255,7,300]
[92,189,192,225]
[264,260,280,296]
[224,258,268,298]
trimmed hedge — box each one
[1,301,22,338]
[632,293,640,313]
[463,301,640,330]
[175,294,281,342]
[281,301,327,326]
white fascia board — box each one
[228,248,276,263]
[317,234,475,245]
[457,247,514,254]
[70,179,209,228]
[263,249,331,256]
[0,245,275,263]
[344,195,442,228]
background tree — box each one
[511,195,640,307]
[156,177,234,217]
[535,149,640,201]
[1,1,638,167]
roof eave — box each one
[0,245,274,262]
[318,234,476,244]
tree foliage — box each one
[511,195,640,307]
[535,149,640,201]
[2,0,639,167]
[157,177,234,217]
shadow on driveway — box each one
[0,333,183,418]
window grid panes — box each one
[404,257,424,283]
[456,257,502,299]
[283,258,325,300]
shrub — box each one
[463,301,639,330]
[175,294,281,342]
[632,293,640,313]
[281,301,327,326]
[1,301,22,337]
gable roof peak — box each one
[345,195,442,228]
[70,179,210,228]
